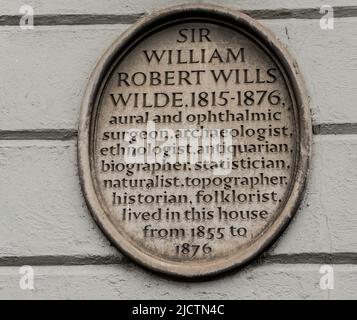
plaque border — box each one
[78,4,312,279]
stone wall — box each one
[0,0,356,299]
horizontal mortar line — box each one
[0,6,357,26]
[0,253,357,267]
[244,6,357,19]
[312,123,357,135]
[0,129,77,140]
[260,253,357,265]
[0,254,127,267]
[0,13,144,26]
[1,124,357,140]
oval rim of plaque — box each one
[78,4,312,278]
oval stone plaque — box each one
[78,5,311,278]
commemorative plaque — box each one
[78,5,311,278]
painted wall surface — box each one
[0,0,356,299]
